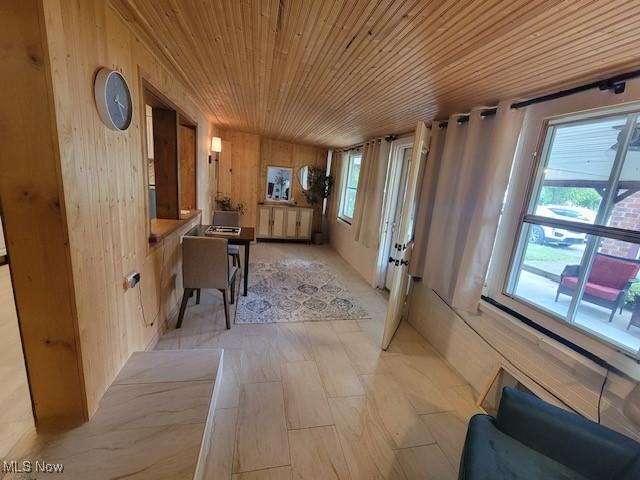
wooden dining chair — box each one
[212,210,242,268]
[177,236,237,329]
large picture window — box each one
[339,153,362,223]
[504,110,640,357]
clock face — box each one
[95,68,133,131]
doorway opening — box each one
[0,215,35,457]
[376,136,414,291]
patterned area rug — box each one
[235,260,369,323]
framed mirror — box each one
[266,166,293,202]
[298,165,311,191]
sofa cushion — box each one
[561,276,621,301]
[460,415,587,480]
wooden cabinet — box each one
[271,206,286,238]
[256,205,313,241]
[285,209,298,238]
[257,205,272,237]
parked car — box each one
[529,205,596,245]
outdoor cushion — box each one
[561,276,621,302]
[589,255,640,290]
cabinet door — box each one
[271,207,286,238]
[298,209,313,240]
[257,206,272,238]
[285,208,298,238]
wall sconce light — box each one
[209,136,222,163]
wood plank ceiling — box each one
[110,0,640,147]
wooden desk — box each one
[186,225,255,296]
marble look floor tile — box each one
[275,324,314,363]
[396,345,467,390]
[154,335,181,350]
[382,357,451,415]
[217,349,242,409]
[288,426,350,480]
[338,331,390,375]
[329,396,407,480]
[304,322,342,346]
[232,465,293,480]
[234,382,290,473]
[282,361,333,429]
[203,407,238,480]
[89,381,213,431]
[240,336,283,383]
[312,343,365,397]
[114,350,222,385]
[214,327,246,349]
[178,330,221,349]
[357,319,385,341]
[420,412,468,475]
[360,374,435,449]
[331,320,361,333]
[396,444,456,480]
[446,385,483,421]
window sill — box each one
[149,210,201,244]
[337,216,352,228]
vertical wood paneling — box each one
[42,0,213,417]
[218,131,326,229]
[0,0,87,429]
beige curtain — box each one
[422,101,524,312]
[328,150,346,220]
[353,138,391,248]
[409,122,446,277]
[450,101,525,311]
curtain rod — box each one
[437,68,640,128]
[438,108,497,128]
[510,67,640,109]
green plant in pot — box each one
[300,166,333,244]
[215,196,247,216]
[625,281,640,321]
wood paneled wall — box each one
[0,0,87,429]
[218,131,327,231]
[217,131,261,227]
[37,0,213,418]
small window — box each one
[339,153,362,223]
[504,110,640,356]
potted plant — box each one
[302,167,333,244]
[215,196,247,216]
[625,281,640,329]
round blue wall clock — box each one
[94,68,133,131]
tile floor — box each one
[157,243,481,479]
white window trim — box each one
[485,86,640,371]
[338,152,362,224]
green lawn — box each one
[525,244,583,263]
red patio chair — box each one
[555,253,640,322]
